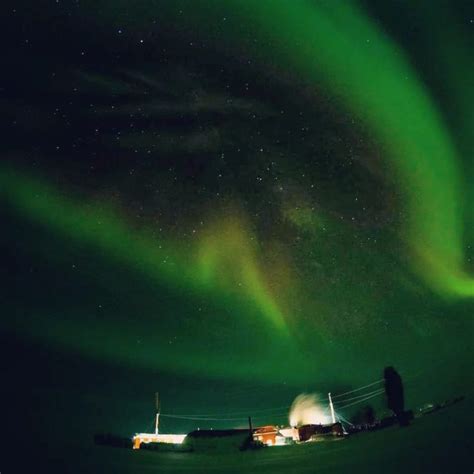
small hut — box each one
[253,425,279,446]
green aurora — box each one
[2,0,473,391]
[139,0,473,298]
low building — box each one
[253,425,279,446]
[133,433,187,450]
[298,422,344,442]
[254,426,298,446]
[279,427,300,443]
[184,429,251,452]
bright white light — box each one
[133,433,187,445]
[289,393,331,427]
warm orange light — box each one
[132,433,187,449]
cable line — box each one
[332,379,383,399]
[335,412,355,427]
[333,388,385,405]
[337,390,385,410]
[160,413,248,422]
[158,377,386,422]
[161,409,293,422]
[160,404,292,418]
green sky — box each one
[2,0,473,437]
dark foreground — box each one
[17,402,473,473]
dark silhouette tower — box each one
[384,367,408,426]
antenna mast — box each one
[155,392,160,435]
[328,392,336,424]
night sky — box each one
[2,0,473,451]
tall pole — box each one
[328,392,336,424]
[155,392,160,435]
[155,413,160,435]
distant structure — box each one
[384,366,409,426]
